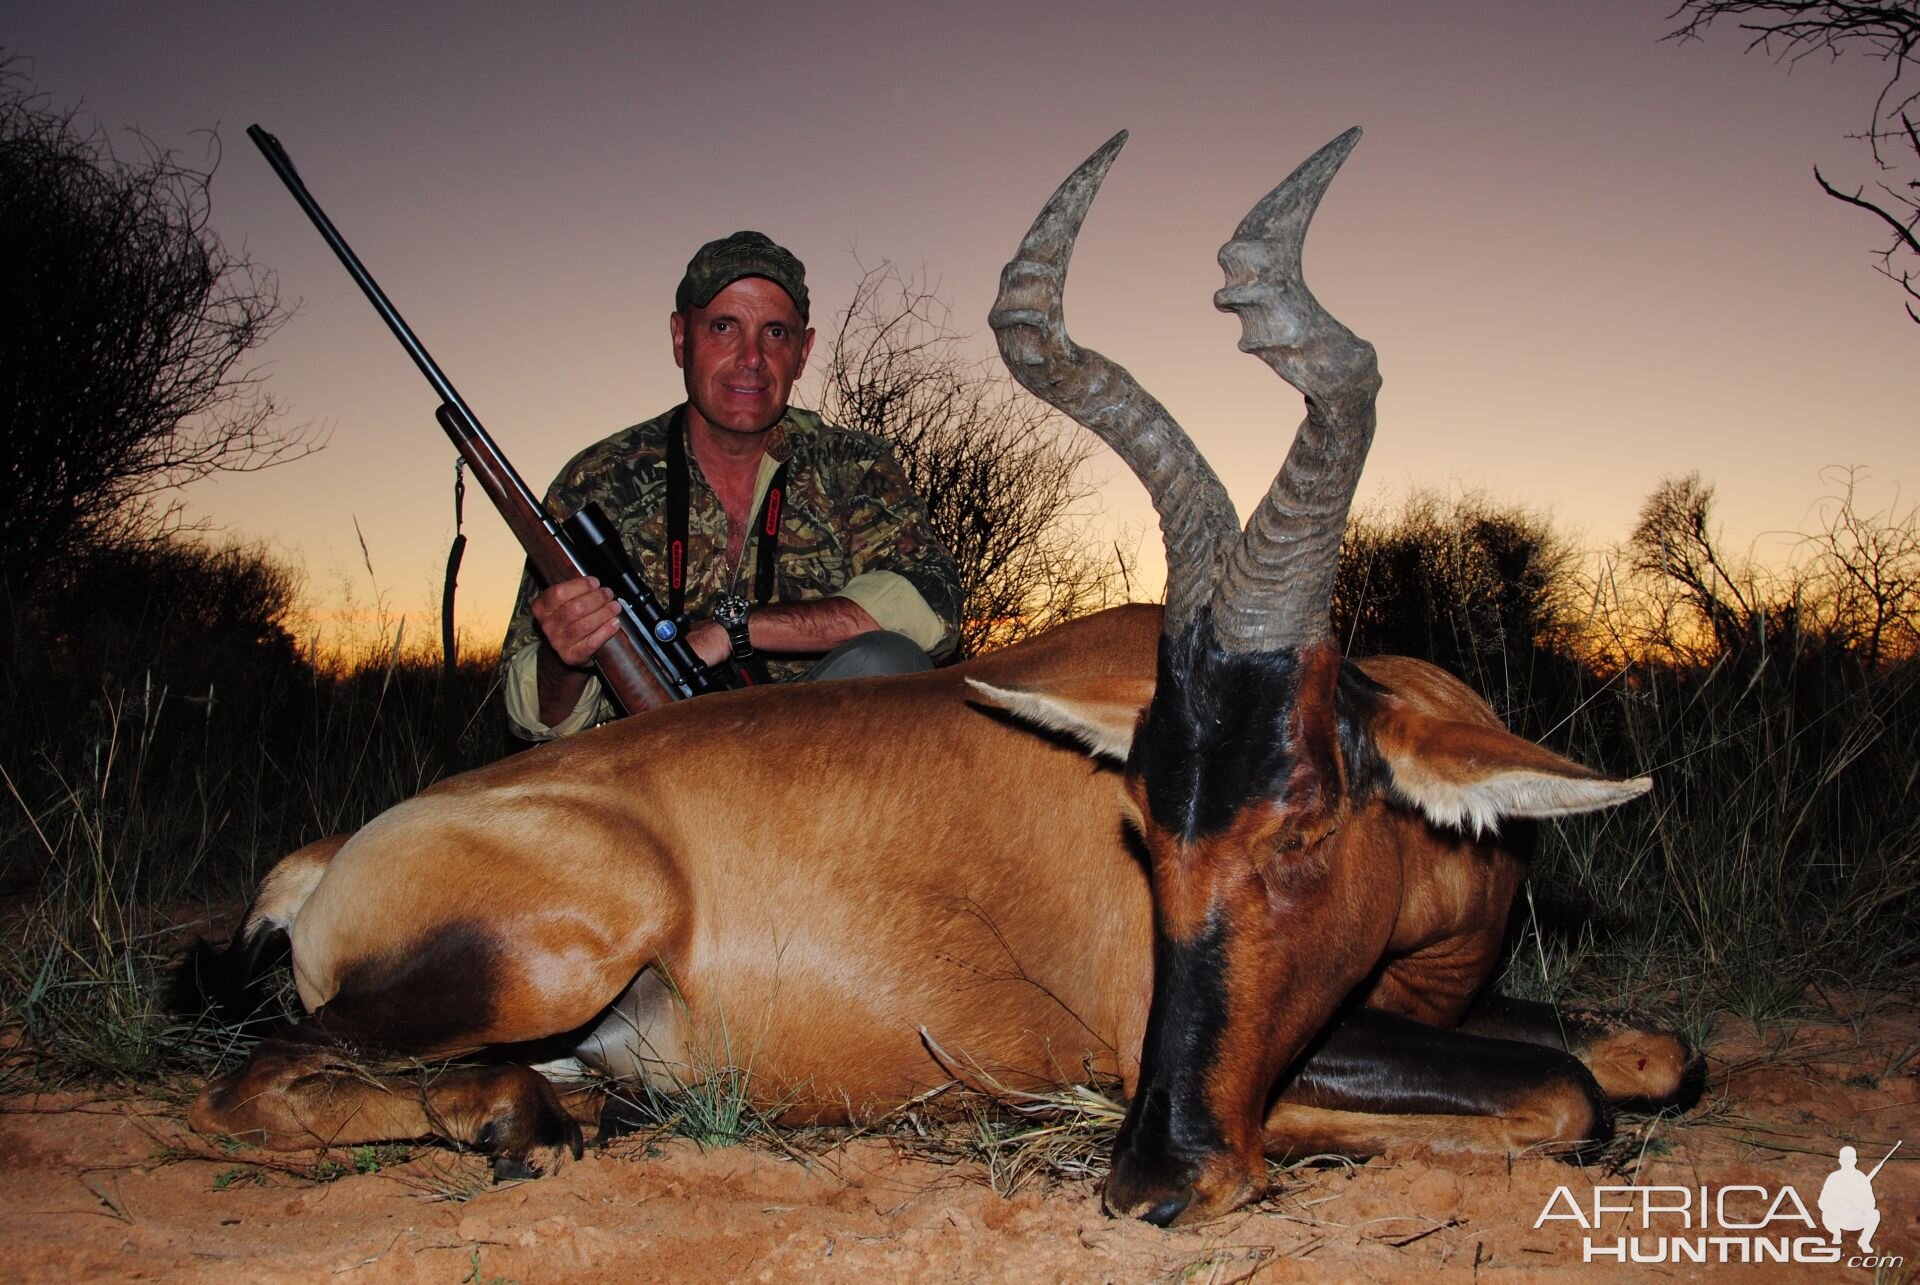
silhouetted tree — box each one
[1800,467,1920,664]
[0,60,313,630]
[815,263,1135,657]
[1667,2,1920,323]
[1332,491,1581,718]
[1621,467,1919,672]
[44,538,303,698]
[1626,473,1762,659]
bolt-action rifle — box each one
[247,125,737,714]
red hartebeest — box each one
[182,130,1698,1227]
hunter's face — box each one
[671,276,814,439]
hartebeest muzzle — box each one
[1104,628,1400,1224]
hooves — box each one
[477,1117,584,1182]
[186,1041,589,1182]
[1506,1018,1708,1164]
[488,1140,580,1182]
[467,1068,586,1180]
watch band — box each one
[715,594,754,662]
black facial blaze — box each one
[1128,613,1387,842]
[1112,910,1233,1178]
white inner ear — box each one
[966,679,1138,762]
[1388,764,1653,838]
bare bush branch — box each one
[1667,2,1920,323]
[1615,468,1918,668]
[813,262,1136,657]
[0,57,318,612]
[1627,473,1763,659]
[1798,466,1920,663]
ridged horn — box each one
[990,131,1239,638]
[1209,126,1381,653]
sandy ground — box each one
[2,1000,1914,1284]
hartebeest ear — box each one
[966,676,1157,763]
[1371,699,1652,836]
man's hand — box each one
[532,576,619,725]
[532,576,620,666]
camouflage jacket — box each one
[501,405,962,734]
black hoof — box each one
[1673,1046,1708,1110]
[473,1077,582,1180]
[543,1109,585,1162]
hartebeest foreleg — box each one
[1456,992,1705,1108]
[1263,1006,1613,1160]
[184,847,613,1175]
[1254,995,1701,1163]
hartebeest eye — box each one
[1239,803,1339,877]
[1268,819,1336,863]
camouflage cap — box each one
[675,231,809,322]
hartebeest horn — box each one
[1209,127,1381,653]
[989,131,1240,637]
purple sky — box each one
[11,1,1916,647]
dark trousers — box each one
[800,630,934,682]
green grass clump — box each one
[601,1000,779,1151]
[1,691,218,1081]
[0,602,510,1082]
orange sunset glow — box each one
[11,1,1916,651]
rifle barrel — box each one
[248,130,489,454]
[248,124,695,714]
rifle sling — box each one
[665,407,785,617]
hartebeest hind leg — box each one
[189,1031,586,1178]
[185,931,592,1176]
[1259,1006,1614,1160]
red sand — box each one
[2,1001,1913,1283]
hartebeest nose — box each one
[1103,1133,1262,1227]
[1112,1187,1192,1228]
[1103,1153,1261,1227]
[1102,1158,1194,1225]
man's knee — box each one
[801,630,933,682]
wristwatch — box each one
[712,594,754,662]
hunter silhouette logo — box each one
[1821,1142,1899,1255]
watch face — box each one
[714,595,749,628]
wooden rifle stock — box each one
[248,123,723,717]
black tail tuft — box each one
[166,922,294,1035]
[1668,1042,1710,1115]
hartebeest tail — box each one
[170,836,345,1031]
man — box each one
[500,231,962,740]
